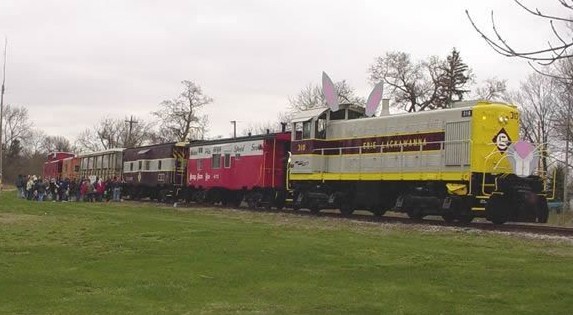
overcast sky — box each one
[0,0,565,140]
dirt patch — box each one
[0,213,42,225]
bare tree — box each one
[466,1,573,69]
[75,116,155,152]
[473,77,511,101]
[513,73,559,174]
[241,121,282,136]
[1,104,33,153]
[369,50,472,112]
[152,80,213,142]
[288,80,365,112]
[41,135,73,153]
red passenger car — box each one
[187,132,291,208]
[43,152,75,180]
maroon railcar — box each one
[122,142,188,201]
[43,152,75,180]
[187,132,291,208]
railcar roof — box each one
[189,133,286,147]
[77,148,125,157]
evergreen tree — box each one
[438,48,472,107]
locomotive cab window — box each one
[145,161,150,170]
[130,162,134,171]
[138,161,142,170]
[294,122,303,140]
[158,160,162,170]
[302,121,312,139]
[316,114,327,139]
[224,153,231,168]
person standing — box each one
[14,175,24,199]
[36,178,47,202]
[112,177,121,202]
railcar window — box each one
[235,153,240,160]
[145,161,150,170]
[330,110,345,120]
[212,154,221,169]
[302,121,312,139]
[224,153,231,168]
[197,159,203,170]
[103,155,109,169]
[158,160,162,170]
[74,165,80,172]
[130,162,134,171]
[115,154,122,170]
[138,161,142,170]
[198,147,203,153]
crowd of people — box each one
[14,175,123,202]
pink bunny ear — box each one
[322,71,339,112]
[365,82,384,117]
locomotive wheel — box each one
[309,205,320,214]
[371,208,387,217]
[537,197,549,223]
[486,194,507,225]
[339,203,355,216]
[407,208,424,220]
[441,213,455,223]
[457,215,474,224]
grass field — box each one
[1,193,573,314]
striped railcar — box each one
[122,142,188,200]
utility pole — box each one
[565,90,572,213]
[0,37,7,192]
[124,115,138,148]
[230,120,237,138]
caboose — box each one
[187,132,291,208]
[122,142,188,201]
[288,100,549,224]
[43,152,75,180]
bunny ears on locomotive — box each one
[321,71,384,117]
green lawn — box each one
[1,193,572,314]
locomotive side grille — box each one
[445,121,470,166]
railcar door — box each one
[173,145,187,186]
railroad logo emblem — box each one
[492,128,511,153]
[137,172,142,182]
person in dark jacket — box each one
[58,178,69,201]
[35,178,47,202]
[14,175,24,199]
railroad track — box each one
[133,199,573,237]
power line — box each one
[124,115,138,148]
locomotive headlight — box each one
[503,116,509,123]
[498,116,504,123]
[482,115,487,120]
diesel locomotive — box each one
[287,100,550,224]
